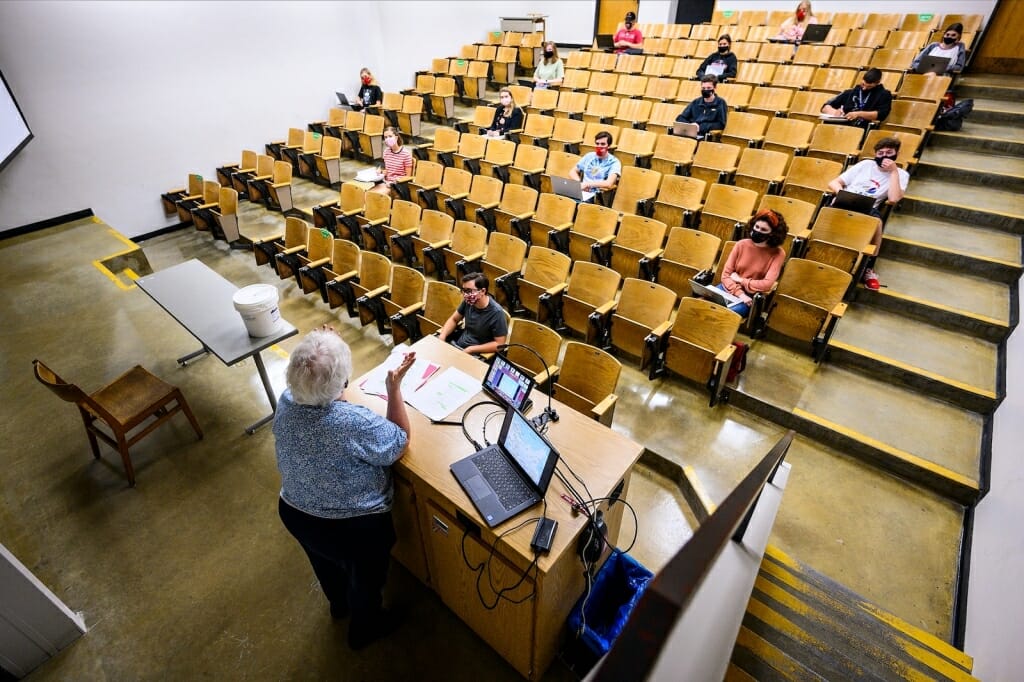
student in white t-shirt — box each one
[827,136,910,290]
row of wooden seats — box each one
[160,175,241,244]
[626,12,982,39]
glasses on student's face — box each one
[461,288,481,296]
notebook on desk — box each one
[482,352,535,414]
[451,406,559,527]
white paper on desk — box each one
[359,349,441,399]
[405,366,479,421]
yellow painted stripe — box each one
[792,408,980,492]
[761,547,974,670]
[903,194,1024,222]
[269,344,290,359]
[754,576,970,679]
[829,340,997,400]
[883,236,1020,270]
[861,602,974,671]
[733,626,807,681]
[873,288,1006,327]
[104,227,138,250]
[124,268,139,281]
[91,259,135,291]
[682,464,717,515]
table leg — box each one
[177,346,210,366]
[245,351,279,435]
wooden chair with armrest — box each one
[540,261,621,344]
[552,341,622,426]
[604,278,677,369]
[764,258,852,360]
[392,279,463,345]
[504,318,563,389]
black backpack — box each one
[935,99,974,131]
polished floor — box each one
[5,80,1019,677]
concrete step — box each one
[900,177,1024,235]
[956,74,1024,103]
[915,146,1024,195]
[965,97,1024,126]
[853,257,1014,343]
[883,212,1022,284]
[745,547,978,679]
[928,125,1024,157]
[731,343,984,504]
[828,306,1000,414]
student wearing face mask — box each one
[370,127,413,195]
[437,272,508,355]
[717,210,789,317]
[569,131,621,203]
[912,23,966,75]
[827,137,909,290]
[484,88,523,138]
[674,75,728,139]
[352,68,383,112]
[775,1,817,42]
[614,12,644,55]
[820,68,893,126]
[696,34,738,82]
[533,41,565,88]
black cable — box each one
[458,399,503,450]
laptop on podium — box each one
[482,352,535,414]
[451,406,559,527]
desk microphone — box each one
[496,343,559,430]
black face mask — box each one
[718,45,729,53]
[544,50,554,58]
[874,156,897,167]
[750,230,770,244]
[942,36,956,45]
[702,89,714,98]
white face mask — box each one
[385,136,398,148]
[500,96,511,106]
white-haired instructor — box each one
[274,326,414,650]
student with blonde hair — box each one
[352,67,382,111]
[484,87,523,138]
[775,1,818,42]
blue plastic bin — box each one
[567,550,654,658]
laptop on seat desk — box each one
[831,189,877,215]
[915,55,951,75]
[451,406,560,527]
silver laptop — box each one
[550,176,585,201]
[800,23,832,43]
[915,55,951,75]
[690,279,743,307]
[673,121,700,138]
[450,406,559,527]
[832,189,877,215]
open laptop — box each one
[595,34,615,51]
[482,352,535,414]
[915,55,951,75]
[451,406,560,527]
[335,92,354,109]
[831,189,877,215]
[673,121,700,138]
[551,176,585,201]
[690,279,744,307]
[800,23,832,43]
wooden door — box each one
[597,0,639,36]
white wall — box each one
[709,0,997,24]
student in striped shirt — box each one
[371,127,414,196]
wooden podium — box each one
[347,336,642,678]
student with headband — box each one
[716,209,789,317]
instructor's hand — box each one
[386,352,416,394]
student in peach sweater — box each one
[717,209,789,317]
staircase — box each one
[728,547,979,681]
[724,73,1023,675]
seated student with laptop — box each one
[911,22,967,75]
[438,272,508,355]
[568,131,621,203]
[827,136,910,290]
[708,210,789,318]
[673,75,728,140]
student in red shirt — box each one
[370,127,413,196]
[614,11,644,55]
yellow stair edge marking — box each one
[873,288,1007,327]
[91,259,135,291]
[883,236,1021,270]
[733,626,809,680]
[792,408,980,492]
[682,464,717,516]
[124,268,139,282]
[269,344,290,359]
[861,602,974,671]
[104,226,138,250]
[761,547,974,671]
[754,575,972,679]
[829,340,997,400]
[902,193,1024,222]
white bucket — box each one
[233,284,282,337]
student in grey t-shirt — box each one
[437,272,508,355]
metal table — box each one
[135,259,297,434]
